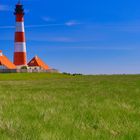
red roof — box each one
[28,56,50,70]
[0,51,16,69]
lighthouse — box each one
[14,0,27,67]
[0,0,58,73]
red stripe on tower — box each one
[14,1,27,66]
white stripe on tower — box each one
[16,22,25,32]
[14,1,27,66]
[0,51,2,56]
[14,42,26,52]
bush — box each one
[62,72,71,75]
[72,73,83,76]
[21,66,28,69]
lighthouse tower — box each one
[14,0,27,67]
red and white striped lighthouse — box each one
[14,0,27,66]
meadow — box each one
[0,73,140,140]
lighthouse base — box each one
[15,65,28,69]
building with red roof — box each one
[0,51,16,69]
[28,56,50,70]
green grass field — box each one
[0,73,140,140]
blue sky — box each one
[0,0,140,74]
